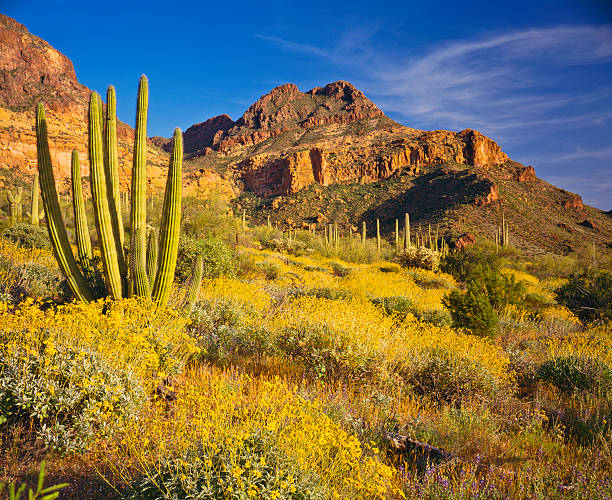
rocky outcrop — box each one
[562,192,584,210]
[183,114,234,154]
[515,165,536,182]
[0,14,88,112]
[239,129,507,197]
[455,233,476,250]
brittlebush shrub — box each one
[101,367,400,499]
[443,286,499,338]
[2,222,50,249]
[0,298,196,452]
[274,296,512,403]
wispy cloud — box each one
[257,25,612,132]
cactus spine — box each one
[130,76,151,299]
[36,104,93,302]
[71,150,93,261]
[151,128,182,306]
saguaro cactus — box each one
[376,218,381,253]
[404,213,410,249]
[36,76,185,307]
[71,150,93,261]
[361,221,366,246]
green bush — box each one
[0,260,61,303]
[256,260,280,280]
[130,433,323,499]
[329,261,351,277]
[189,299,273,360]
[176,236,235,283]
[267,237,307,255]
[370,296,451,327]
[442,286,499,338]
[537,355,612,395]
[0,344,144,453]
[2,222,50,249]
[555,269,612,324]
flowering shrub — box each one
[396,247,440,270]
[102,367,400,499]
[0,298,197,452]
[268,238,307,255]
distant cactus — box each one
[27,173,44,225]
[404,213,410,249]
[376,218,381,253]
[361,221,366,246]
[7,187,23,222]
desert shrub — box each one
[0,260,61,303]
[267,237,307,255]
[256,260,280,280]
[443,286,499,338]
[329,261,351,277]
[0,460,68,499]
[1,222,50,249]
[555,269,612,324]
[102,368,400,499]
[0,341,144,453]
[181,193,235,239]
[130,433,323,499]
[189,298,273,360]
[537,356,612,395]
[176,236,235,282]
[370,296,451,326]
[396,246,440,270]
[59,256,107,302]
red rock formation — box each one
[183,114,234,154]
[515,165,536,182]
[474,182,499,206]
[455,233,476,249]
[0,14,88,112]
[562,193,584,210]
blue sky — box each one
[3,0,612,209]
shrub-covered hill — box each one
[234,160,612,257]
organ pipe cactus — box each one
[181,254,203,314]
[147,228,158,284]
[36,75,185,307]
[36,104,93,302]
[71,150,93,261]
[404,213,410,249]
[376,218,381,253]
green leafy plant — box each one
[0,461,68,500]
[442,286,499,338]
[555,269,612,324]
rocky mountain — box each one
[0,13,610,255]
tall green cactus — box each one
[130,75,151,299]
[104,86,128,284]
[376,218,381,253]
[36,76,186,308]
[29,173,44,225]
[71,150,93,262]
[361,221,366,246]
[89,92,124,300]
[36,104,93,302]
[404,213,410,249]
[151,128,182,306]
